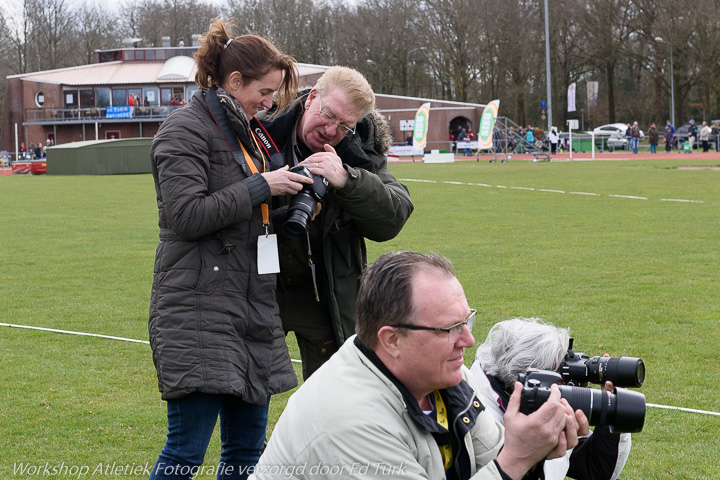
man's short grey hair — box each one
[315,66,375,119]
[355,251,454,349]
[475,318,570,388]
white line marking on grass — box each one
[1,322,151,344]
[660,198,705,203]
[1,322,304,363]
[395,178,712,205]
[647,403,720,416]
[5,324,720,405]
[398,178,437,183]
[608,194,648,200]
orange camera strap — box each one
[239,137,269,228]
[206,86,270,230]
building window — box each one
[128,88,142,105]
[35,92,45,107]
[80,90,94,108]
[112,89,127,106]
[64,90,78,108]
[161,88,172,106]
[95,88,111,108]
[98,51,120,63]
[143,87,159,106]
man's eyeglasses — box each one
[317,96,356,135]
[391,309,477,344]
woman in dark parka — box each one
[147,19,311,480]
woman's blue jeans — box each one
[148,393,269,480]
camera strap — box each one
[205,86,269,228]
[250,117,285,169]
[432,390,453,471]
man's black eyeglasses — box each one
[391,309,476,343]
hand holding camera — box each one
[282,164,329,239]
[302,144,349,188]
[282,145,348,239]
[263,165,313,196]
[499,381,589,478]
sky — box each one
[0,0,227,18]
[0,0,238,31]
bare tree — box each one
[72,2,121,65]
[490,0,545,125]
[682,0,720,122]
[117,0,217,48]
[3,0,720,129]
[576,0,635,124]
[546,0,591,128]
[0,0,31,74]
[418,0,487,102]
[227,0,334,65]
[26,0,76,70]
[338,0,426,96]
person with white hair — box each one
[471,318,632,480]
[250,253,588,480]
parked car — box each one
[582,130,627,152]
[605,132,628,151]
[592,123,645,140]
[671,124,719,150]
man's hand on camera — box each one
[546,399,590,459]
[498,382,582,479]
[303,144,349,188]
[262,165,313,196]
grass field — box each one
[1,157,719,479]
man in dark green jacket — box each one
[257,66,413,379]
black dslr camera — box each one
[559,338,645,388]
[519,370,646,433]
[282,164,329,239]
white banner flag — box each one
[477,100,500,150]
[568,83,576,112]
[587,81,598,107]
[412,103,431,150]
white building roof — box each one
[13,59,329,87]
[158,56,196,80]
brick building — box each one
[1,42,485,158]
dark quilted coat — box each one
[148,88,297,404]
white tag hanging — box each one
[257,234,280,274]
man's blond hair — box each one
[315,66,375,119]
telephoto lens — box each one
[584,355,645,388]
[519,370,646,433]
[554,384,646,433]
[560,338,645,388]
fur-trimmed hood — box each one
[364,109,392,155]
